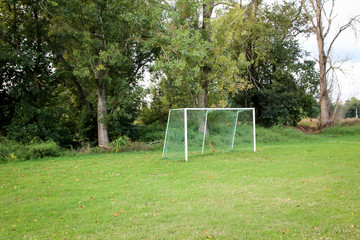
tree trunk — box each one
[317,41,331,127]
[96,80,110,146]
[197,86,208,108]
[202,0,215,39]
[197,0,214,108]
[197,83,209,134]
[315,1,331,128]
[72,77,92,111]
[195,1,214,133]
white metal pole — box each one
[231,111,239,150]
[253,108,256,152]
[202,111,209,155]
[162,110,172,158]
[356,108,358,118]
[184,108,188,162]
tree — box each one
[212,1,319,126]
[301,0,360,128]
[344,97,360,118]
[0,0,72,144]
[52,0,161,146]
[154,0,250,109]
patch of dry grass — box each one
[340,118,360,126]
[298,118,318,128]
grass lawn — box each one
[1,134,359,239]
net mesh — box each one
[163,109,254,161]
[162,109,185,160]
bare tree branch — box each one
[301,0,317,31]
[326,16,359,57]
[323,0,335,38]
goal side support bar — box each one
[184,108,188,162]
[253,108,256,152]
[231,111,239,150]
[201,110,209,155]
[162,109,172,159]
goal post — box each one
[162,108,256,161]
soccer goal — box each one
[162,108,256,161]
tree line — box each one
[0,0,357,148]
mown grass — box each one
[1,128,359,239]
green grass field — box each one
[1,130,359,239]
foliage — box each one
[27,139,62,160]
[223,2,319,126]
[50,0,162,145]
[153,0,250,109]
[4,104,75,147]
[0,0,68,143]
[344,97,360,118]
[137,122,166,142]
[0,0,355,149]
[140,86,170,125]
[106,85,145,141]
[0,137,62,163]
[147,1,319,127]
[1,0,162,147]
[108,136,132,153]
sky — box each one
[295,0,360,102]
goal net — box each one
[162,108,256,161]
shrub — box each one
[108,136,132,153]
[137,122,166,142]
[0,138,23,163]
[0,137,62,163]
[26,140,62,159]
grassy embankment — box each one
[1,125,359,239]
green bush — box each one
[0,137,62,163]
[137,122,166,142]
[26,140,62,159]
[109,136,132,153]
[0,138,23,163]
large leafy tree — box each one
[216,1,319,126]
[154,0,250,109]
[52,0,161,146]
[0,0,72,144]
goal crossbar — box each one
[162,108,256,162]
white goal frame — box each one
[162,108,256,162]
